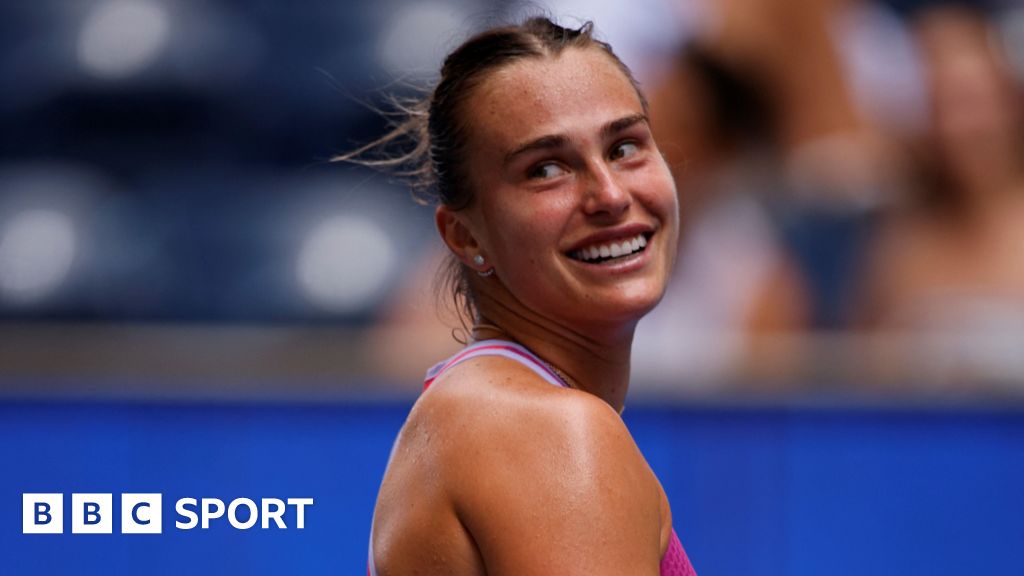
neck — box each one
[471,289,636,413]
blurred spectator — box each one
[632,0,917,389]
[710,0,911,330]
[631,44,811,389]
[857,3,1024,385]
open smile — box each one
[567,232,651,264]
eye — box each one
[528,162,568,180]
[610,141,640,161]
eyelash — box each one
[528,162,566,180]
[525,140,644,180]
[610,141,640,161]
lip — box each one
[568,243,652,275]
[562,223,658,276]
[563,222,655,254]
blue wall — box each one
[2,397,1022,575]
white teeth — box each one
[572,233,649,262]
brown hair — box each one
[336,17,646,329]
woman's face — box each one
[452,47,679,331]
[918,12,1020,174]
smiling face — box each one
[439,47,679,333]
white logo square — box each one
[72,493,112,534]
[121,493,162,534]
[23,493,63,534]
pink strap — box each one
[423,339,568,390]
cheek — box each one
[487,195,574,253]
[637,162,679,223]
[480,204,547,271]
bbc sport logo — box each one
[23,493,314,534]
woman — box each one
[353,18,695,575]
[856,5,1024,385]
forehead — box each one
[465,48,644,151]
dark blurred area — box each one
[0,0,441,324]
[1,0,1023,394]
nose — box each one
[582,161,631,219]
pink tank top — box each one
[369,339,697,575]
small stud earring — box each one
[472,254,494,277]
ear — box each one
[435,205,481,266]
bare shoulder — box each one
[411,355,664,575]
[415,354,646,477]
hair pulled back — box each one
[337,17,646,328]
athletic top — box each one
[369,339,697,576]
[423,338,569,390]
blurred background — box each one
[1,0,1024,394]
[1,0,1023,574]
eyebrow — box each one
[503,113,649,165]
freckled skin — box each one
[372,47,680,576]
[460,49,678,335]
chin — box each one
[584,285,667,328]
